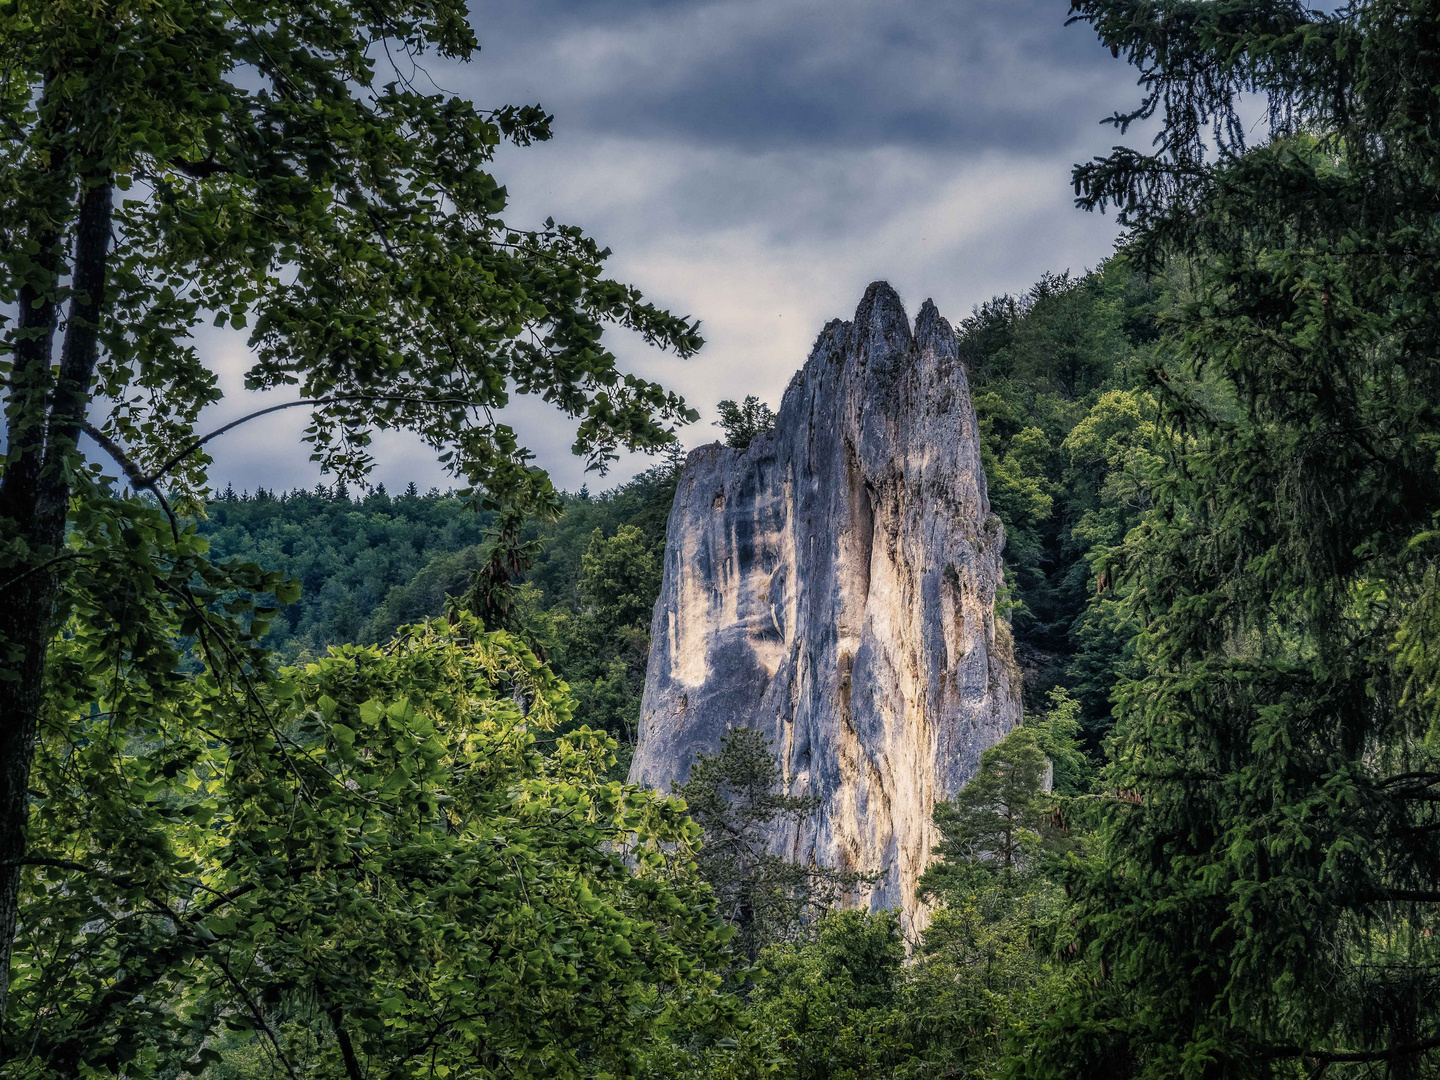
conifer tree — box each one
[933,730,1049,878]
[1026,2,1440,1074]
[674,729,861,960]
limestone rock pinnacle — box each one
[629,283,1022,930]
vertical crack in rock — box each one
[630,282,1022,933]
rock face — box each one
[629,282,1022,929]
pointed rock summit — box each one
[630,283,1022,929]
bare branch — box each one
[149,392,488,483]
[80,420,181,540]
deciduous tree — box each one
[0,0,702,1031]
[13,615,730,1077]
[714,397,776,451]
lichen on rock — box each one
[629,282,1022,931]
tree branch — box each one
[169,156,232,179]
[1373,889,1440,904]
[81,420,181,541]
[1269,1032,1440,1065]
[208,949,302,1080]
[0,857,90,873]
[329,1005,366,1080]
[0,552,88,597]
[148,392,488,483]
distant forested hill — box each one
[196,457,683,764]
[198,484,494,660]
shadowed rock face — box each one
[629,282,1021,930]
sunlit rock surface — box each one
[629,282,1022,930]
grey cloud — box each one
[464,0,1138,152]
[200,0,1135,494]
[475,137,1122,490]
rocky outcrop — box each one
[629,282,1021,930]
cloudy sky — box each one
[207,0,1144,494]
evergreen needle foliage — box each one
[931,729,1051,878]
[674,729,864,962]
[1021,2,1440,1075]
[660,712,1094,1080]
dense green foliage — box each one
[1017,1,1440,1075]
[672,730,863,963]
[517,456,680,750]
[653,708,1093,1080]
[16,600,734,1078]
[930,729,1051,877]
[198,485,492,657]
[714,397,777,451]
[0,0,705,1046]
[958,262,1163,735]
[14,0,1440,1074]
[196,455,682,752]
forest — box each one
[3,1,1439,1078]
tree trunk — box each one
[0,173,112,1045]
[0,239,64,1049]
[329,1006,366,1080]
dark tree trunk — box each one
[330,1006,366,1080]
[0,174,112,1045]
[0,241,64,1048]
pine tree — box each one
[675,729,863,960]
[933,729,1048,878]
[715,396,776,450]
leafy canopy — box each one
[0,0,705,1041]
[14,615,732,1078]
[956,257,1165,729]
[1,0,701,506]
